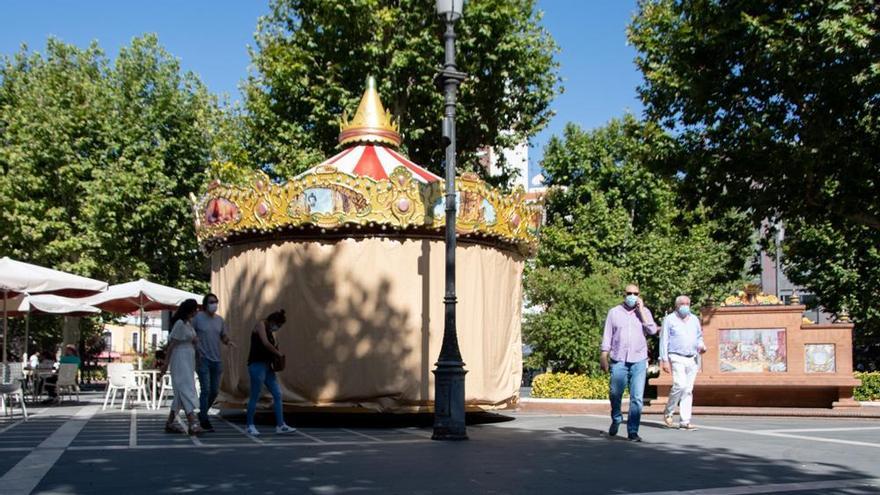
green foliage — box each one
[629,1,880,365]
[855,372,880,401]
[0,35,222,344]
[531,372,612,400]
[524,267,620,374]
[0,35,215,291]
[524,116,752,371]
[243,0,561,185]
[783,220,880,364]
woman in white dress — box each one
[160,299,203,435]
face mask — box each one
[625,295,638,308]
[207,303,218,313]
[678,305,691,316]
[269,324,279,332]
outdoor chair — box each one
[156,372,173,408]
[42,363,80,404]
[102,363,149,411]
[156,371,200,409]
[0,362,28,420]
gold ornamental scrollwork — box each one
[193,169,540,256]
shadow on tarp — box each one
[220,410,515,428]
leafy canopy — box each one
[243,0,561,185]
[524,116,752,373]
[629,0,880,364]
[629,0,879,231]
[0,35,216,289]
[0,35,221,348]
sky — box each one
[0,0,643,187]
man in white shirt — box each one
[659,295,706,430]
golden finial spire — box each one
[338,76,402,148]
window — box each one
[132,332,139,353]
[102,332,112,351]
[151,334,158,351]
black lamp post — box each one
[432,0,468,441]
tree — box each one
[524,117,753,373]
[782,220,880,368]
[243,0,561,185]
[0,35,216,289]
[0,35,221,347]
[629,0,880,362]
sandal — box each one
[165,422,186,434]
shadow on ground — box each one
[31,417,879,495]
[222,410,514,428]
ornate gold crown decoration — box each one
[192,169,541,256]
[338,76,402,148]
[193,76,543,256]
[720,284,782,306]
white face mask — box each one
[207,302,218,314]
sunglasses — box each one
[625,291,640,296]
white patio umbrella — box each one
[79,279,202,356]
[0,257,108,362]
[1,294,102,359]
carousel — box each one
[192,77,541,412]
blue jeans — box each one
[246,362,284,427]
[197,358,222,423]
[609,359,647,435]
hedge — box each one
[855,372,880,401]
[531,372,614,399]
[531,371,880,402]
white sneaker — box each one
[245,425,261,436]
[276,424,296,434]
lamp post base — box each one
[432,360,468,440]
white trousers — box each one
[664,353,699,424]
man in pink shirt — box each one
[600,283,658,442]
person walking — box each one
[245,309,295,436]
[600,284,658,442]
[161,299,203,435]
[660,295,706,430]
[193,293,234,432]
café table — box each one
[133,369,163,409]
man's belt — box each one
[669,352,696,358]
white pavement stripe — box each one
[759,426,880,433]
[679,423,880,449]
[586,414,880,449]
[292,429,326,443]
[341,428,383,442]
[218,417,264,444]
[129,409,137,448]
[0,405,97,495]
[625,477,880,495]
[394,428,433,439]
[0,420,25,435]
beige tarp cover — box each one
[212,237,524,412]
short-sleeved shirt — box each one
[192,311,228,362]
[60,355,81,369]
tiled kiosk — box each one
[650,289,861,409]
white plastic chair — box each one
[156,371,201,409]
[0,362,28,420]
[102,363,149,411]
[43,363,80,404]
[156,373,174,408]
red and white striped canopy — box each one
[306,144,441,184]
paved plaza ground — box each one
[1,392,879,494]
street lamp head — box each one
[436,0,464,20]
